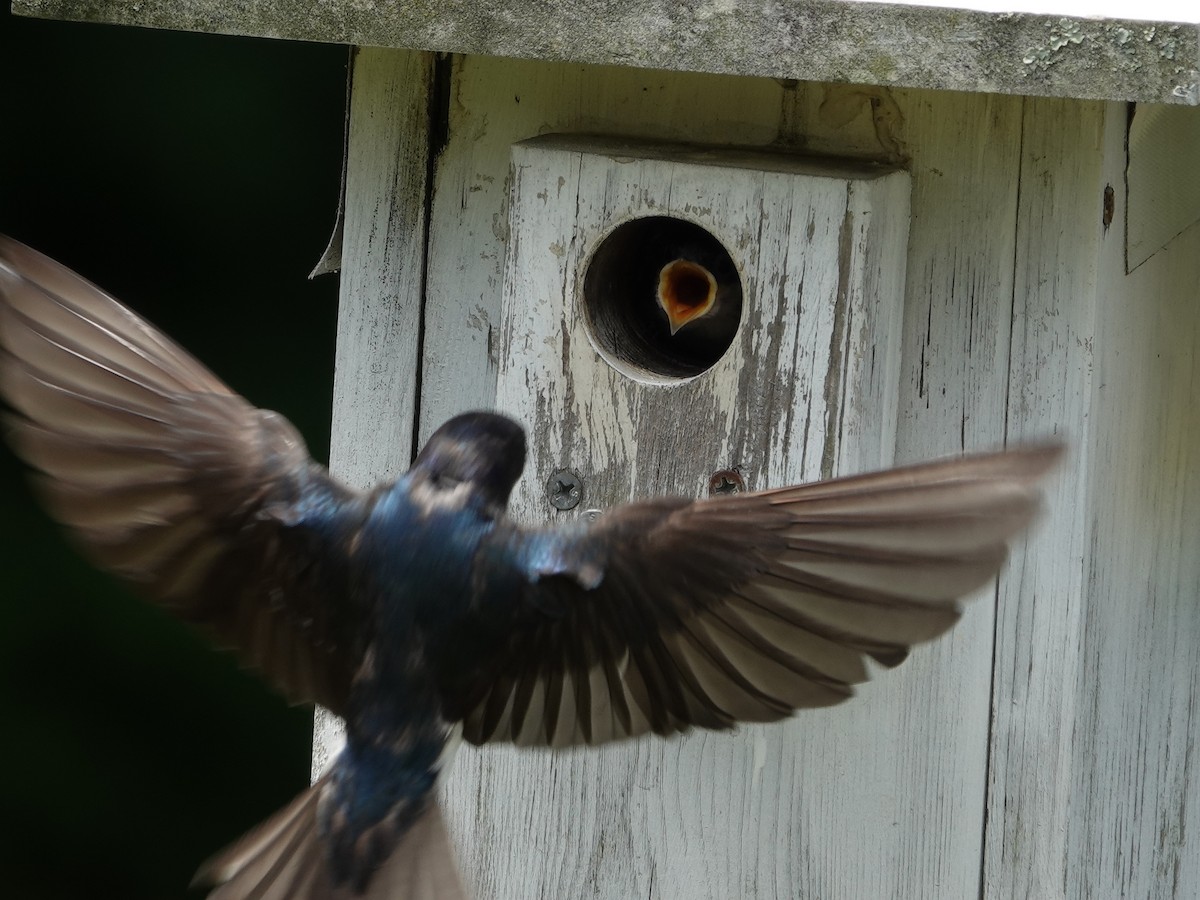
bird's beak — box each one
[657,259,718,335]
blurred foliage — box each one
[0,7,348,898]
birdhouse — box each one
[12,1,1200,897]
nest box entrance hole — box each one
[581,216,743,382]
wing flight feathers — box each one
[0,236,359,712]
[454,444,1062,747]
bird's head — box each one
[411,412,527,514]
[656,258,718,335]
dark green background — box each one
[0,6,348,897]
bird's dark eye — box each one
[431,472,462,491]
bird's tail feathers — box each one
[193,773,467,900]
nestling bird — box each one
[655,256,737,340]
[645,223,742,351]
[656,257,718,334]
[0,235,1061,900]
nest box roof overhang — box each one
[12,0,1200,105]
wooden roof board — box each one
[13,0,1199,104]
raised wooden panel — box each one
[446,133,912,900]
[496,134,910,501]
[441,136,908,900]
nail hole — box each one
[582,216,743,383]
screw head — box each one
[547,470,583,510]
[708,468,745,496]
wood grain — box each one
[411,57,1029,899]
[313,47,434,781]
[987,96,1200,900]
[317,49,1200,899]
[449,136,910,900]
[1068,149,1200,900]
[873,85,1026,897]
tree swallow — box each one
[0,235,1061,899]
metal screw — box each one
[708,467,745,496]
[547,470,583,510]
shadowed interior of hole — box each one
[582,216,742,380]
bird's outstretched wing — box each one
[0,235,363,713]
[442,445,1062,747]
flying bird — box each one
[0,235,1061,900]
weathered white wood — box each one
[767,90,1029,900]
[497,133,910,495]
[324,47,1200,899]
[423,58,1027,898]
[313,46,434,781]
[984,94,1107,899]
[1068,158,1200,899]
[327,47,433,487]
[879,85,1026,892]
[455,134,910,900]
[1127,103,1200,271]
[987,97,1200,899]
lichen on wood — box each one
[13,0,1200,105]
